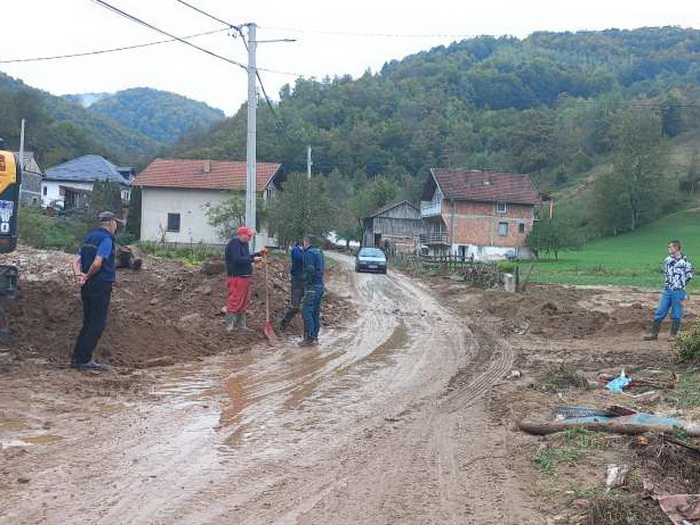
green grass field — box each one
[529,209,699,289]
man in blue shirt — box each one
[279,242,304,331]
[644,240,693,342]
[298,235,325,347]
[71,211,123,371]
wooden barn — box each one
[361,200,426,254]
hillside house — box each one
[42,155,133,210]
[361,200,426,254]
[15,151,43,206]
[420,168,540,260]
[134,158,283,246]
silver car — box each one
[355,247,387,274]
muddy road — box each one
[1,253,537,524]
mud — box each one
[0,251,540,524]
[0,246,352,370]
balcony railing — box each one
[419,232,450,245]
[420,201,442,218]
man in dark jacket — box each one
[279,242,304,331]
[298,235,325,347]
[224,226,265,331]
[71,211,123,371]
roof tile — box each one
[134,159,282,191]
[432,168,539,205]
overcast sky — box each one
[1,0,699,116]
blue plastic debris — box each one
[606,371,631,393]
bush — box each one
[18,205,85,252]
[137,241,222,266]
[675,318,700,362]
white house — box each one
[134,158,283,246]
[42,155,133,210]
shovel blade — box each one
[264,320,277,341]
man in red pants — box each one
[224,226,265,331]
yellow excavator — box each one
[0,150,20,340]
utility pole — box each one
[307,145,312,179]
[245,23,258,251]
[18,119,25,173]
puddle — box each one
[1,439,31,449]
[358,321,409,365]
[0,418,28,432]
[21,435,64,445]
[97,403,124,416]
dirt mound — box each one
[477,284,653,338]
[0,246,353,370]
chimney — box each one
[203,160,211,174]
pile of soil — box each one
[0,246,353,370]
[475,284,659,339]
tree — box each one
[204,193,245,242]
[88,180,123,224]
[124,186,142,239]
[268,174,333,246]
[527,216,575,261]
[611,108,667,231]
[679,150,700,194]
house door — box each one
[458,245,467,261]
[374,233,382,247]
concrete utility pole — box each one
[18,119,25,172]
[245,23,258,251]
[307,145,312,179]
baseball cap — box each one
[98,211,125,225]
[236,226,255,237]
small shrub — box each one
[537,365,590,392]
[137,241,222,266]
[675,318,700,362]
[497,260,516,273]
[18,205,84,252]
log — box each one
[518,414,700,437]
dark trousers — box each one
[302,284,324,341]
[72,280,113,365]
[280,278,305,328]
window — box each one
[42,186,47,196]
[518,222,525,234]
[167,213,181,232]
[498,222,508,236]
[496,202,507,213]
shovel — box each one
[263,254,277,342]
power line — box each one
[172,0,292,138]
[90,0,246,70]
[0,28,228,64]
[259,26,485,39]
[174,0,238,29]
[234,26,291,140]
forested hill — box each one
[175,26,700,186]
[84,88,225,144]
[0,72,160,167]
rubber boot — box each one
[224,314,238,332]
[239,313,253,331]
[668,321,681,342]
[643,321,661,341]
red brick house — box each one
[419,168,540,260]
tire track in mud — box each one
[0,254,531,525]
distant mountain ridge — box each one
[77,87,226,144]
[0,72,160,167]
[63,92,110,108]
